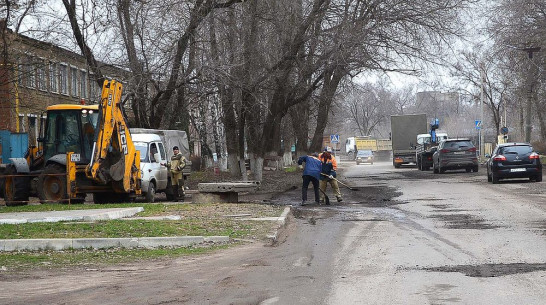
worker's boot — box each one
[172,186,180,202]
[178,179,185,201]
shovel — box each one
[318,188,330,205]
[321,173,359,191]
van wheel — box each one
[145,182,156,203]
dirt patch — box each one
[422,263,546,277]
[429,213,500,230]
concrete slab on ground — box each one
[0,207,144,224]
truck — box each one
[390,114,428,168]
[345,136,377,159]
[415,123,448,171]
[130,129,191,202]
[345,137,392,160]
[1,80,141,206]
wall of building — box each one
[1,27,129,144]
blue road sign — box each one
[475,120,482,130]
[330,134,340,143]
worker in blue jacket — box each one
[297,153,322,206]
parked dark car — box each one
[356,150,374,165]
[433,138,479,173]
[486,143,542,184]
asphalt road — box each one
[2,160,546,304]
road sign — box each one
[501,126,509,135]
[475,120,482,130]
[330,134,339,143]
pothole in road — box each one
[291,208,337,224]
[425,204,467,213]
[429,214,501,230]
[531,221,546,235]
[422,263,546,277]
[343,185,404,207]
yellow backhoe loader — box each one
[1,80,141,206]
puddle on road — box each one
[422,263,546,277]
[429,214,501,230]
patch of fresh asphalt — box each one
[0,206,292,252]
[420,263,546,277]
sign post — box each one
[475,120,482,158]
[330,134,339,158]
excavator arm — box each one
[86,80,141,194]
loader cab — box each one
[41,105,99,164]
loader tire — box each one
[38,163,68,204]
[4,164,30,206]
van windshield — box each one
[134,143,148,162]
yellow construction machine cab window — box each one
[43,104,100,163]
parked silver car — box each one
[356,150,374,165]
[433,138,479,173]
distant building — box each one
[415,91,459,119]
[0,19,129,144]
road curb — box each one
[266,206,292,242]
[0,236,229,252]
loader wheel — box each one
[93,192,110,204]
[38,164,68,203]
[4,164,30,206]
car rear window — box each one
[500,145,532,154]
[443,141,474,149]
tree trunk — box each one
[310,66,345,152]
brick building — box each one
[0,20,129,145]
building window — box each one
[59,64,68,95]
[49,63,57,93]
[26,62,35,88]
[18,114,26,132]
[71,67,78,97]
[89,75,102,102]
[80,70,87,99]
[17,63,24,86]
[36,64,47,91]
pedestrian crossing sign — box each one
[330,134,339,143]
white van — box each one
[130,129,191,202]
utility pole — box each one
[479,63,485,159]
[523,47,541,143]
